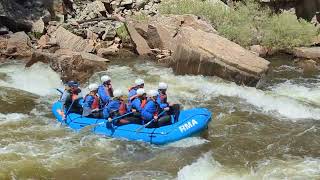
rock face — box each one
[4,32,32,58]
[0,0,55,32]
[126,22,153,56]
[27,50,109,83]
[51,26,95,52]
[130,14,217,52]
[127,14,270,86]
[172,27,270,86]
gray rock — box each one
[102,26,116,40]
[135,0,149,9]
[120,0,133,6]
[78,1,107,20]
[5,32,32,58]
[41,10,51,24]
[0,0,32,32]
[32,19,45,34]
[51,26,95,52]
[144,4,151,10]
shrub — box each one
[260,12,318,49]
[116,24,130,42]
[159,0,319,49]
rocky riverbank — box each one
[0,0,319,86]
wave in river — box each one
[102,63,320,121]
[177,152,320,180]
[0,62,62,96]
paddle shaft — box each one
[62,100,75,125]
[136,111,166,132]
[82,112,134,130]
[56,88,63,94]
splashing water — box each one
[177,152,320,180]
[0,60,320,179]
[0,62,62,96]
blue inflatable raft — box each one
[52,101,212,145]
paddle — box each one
[56,88,63,94]
[136,110,166,133]
[61,100,75,125]
[81,111,134,130]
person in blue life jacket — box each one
[131,88,147,113]
[141,90,171,128]
[98,75,114,106]
[60,81,83,117]
[128,78,144,102]
[102,89,133,125]
[82,83,101,118]
[157,82,180,122]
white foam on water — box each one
[177,152,246,180]
[0,113,29,124]
[254,157,320,179]
[0,62,62,96]
[167,137,209,148]
[271,81,320,106]
[128,63,320,120]
[177,152,320,180]
[62,62,320,121]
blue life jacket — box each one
[82,94,99,117]
[102,99,120,119]
[131,98,143,112]
[156,92,168,109]
[128,87,138,102]
[98,85,111,105]
[141,99,159,121]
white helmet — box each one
[101,75,111,82]
[158,82,168,90]
[113,89,123,97]
[136,88,145,96]
[135,78,144,86]
[88,83,99,91]
[148,90,159,97]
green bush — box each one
[159,0,318,49]
[261,12,318,49]
[116,24,130,42]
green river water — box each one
[0,57,319,179]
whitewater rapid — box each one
[0,61,319,179]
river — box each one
[0,57,319,179]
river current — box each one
[0,57,319,179]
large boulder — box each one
[51,26,95,52]
[0,0,32,32]
[5,31,32,58]
[172,27,270,86]
[127,14,216,56]
[0,0,55,32]
[126,21,153,56]
[27,50,109,83]
[78,1,107,21]
[134,14,217,51]
[293,47,320,60]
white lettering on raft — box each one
[179,119,198,133]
